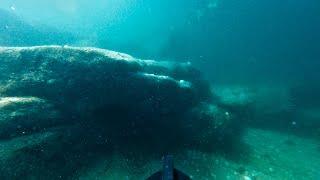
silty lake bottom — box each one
[0,0,319,179]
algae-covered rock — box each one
[0,97,61,139]
[0,46,238,179]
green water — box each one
[0,0,319,179]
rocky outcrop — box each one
[0,97,61,139]
[0,46,238,179]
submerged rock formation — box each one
[0,97,61,139]
[0,46,239,179]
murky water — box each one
[0,1,319,179]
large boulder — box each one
[0,46,238,179]
[0,97,61,139]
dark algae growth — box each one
[0,0,320,179]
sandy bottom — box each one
[1,128,319,180]
[76,128,320,180]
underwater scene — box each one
[0,0,320,179]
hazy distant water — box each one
[1,0,320,85]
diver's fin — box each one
[146,155,191,180]
[146,168,191,180]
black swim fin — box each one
[146,155,191,180]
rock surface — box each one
[0,97,61,139]
[0,46,237,179]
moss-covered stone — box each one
[0,46,240,179]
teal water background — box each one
[1,0,319,85]
[1,1,320,179]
